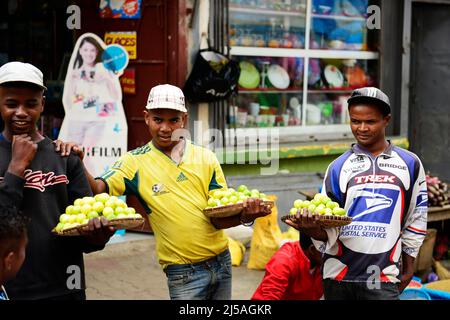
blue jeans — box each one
[164,249,232,300]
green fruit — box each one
[94,193,110,203]
[55,223,64,232]
[115,206,125,215]
[322,196,331,204]
[301,200,311,208]
[239,195,247,201]
[207,198,216,207]
[76,213,87,223]
[326,201,339,210]
[104,199,116,209]
[314,193,325,202]
[115,199,127,208]
[223,191,233,198]
[60,214,70,223]
[83,196,95,205]
[308,204,316,213]
[73,198,83,207]
[68,215,78,223]
[103,206,114,217]
[229,195,238,204]
[238,185,248,193]
[289,207,298,215]
[311,199,321,206]
[333,207,346,216]
[221,197,230,205]
[116,213,127,219]
[293,199,303,209]
[81,204,92,215]
[72,205,81,215]
[316,207,326,215]
[324,208,333,215]
[212,190,224,199]
[316,204,326,211]
[92,202,104,213]
[87,211,99,219]
[125,207,136,215]
[105,213,116,220]
[65,205,74,215]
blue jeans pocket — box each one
[167,271,192,289]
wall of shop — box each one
[185,0,408,173]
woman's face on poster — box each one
[79,40,98,65]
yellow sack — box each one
[247,195,282,270]
[228,237,246,266]
[281,227,300,242]
[434,260,450,280]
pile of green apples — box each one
[54,193,142,232]
[289,193,347,217]
[205,185,269,209]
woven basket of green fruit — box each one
[280,193,352,229]
[281,213,352,229]
[52,194,145,236]
[203,186,274,218]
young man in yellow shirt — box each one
[61,84,271,300]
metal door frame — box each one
[401,0,450,137]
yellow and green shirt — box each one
[98,140,228,268]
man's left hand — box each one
[240,198,272,223]
[79,217,116,246]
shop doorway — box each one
[409,2,450,181]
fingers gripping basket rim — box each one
[280,214,352,228]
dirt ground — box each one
[84,232,265,300]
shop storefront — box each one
[187,0,408,214]
[1,0,448,215]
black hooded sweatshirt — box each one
[0,135,104,299]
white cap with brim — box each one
[0,61,47,90]
[145,84,187,112]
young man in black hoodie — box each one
[0,61,115,300]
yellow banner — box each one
[104,32,137,60]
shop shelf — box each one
[230,5,306,17]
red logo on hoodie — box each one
[23,170,69,192]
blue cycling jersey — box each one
[313,142,428,282]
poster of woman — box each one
[59,33,128,176]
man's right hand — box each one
[8,134,38,177]
[53,140,84,160]
[284,209,328,242]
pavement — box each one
[84,231,265,300]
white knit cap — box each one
[145,84,187,112]
[0,61,47,90]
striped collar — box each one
[351,140,394,159]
